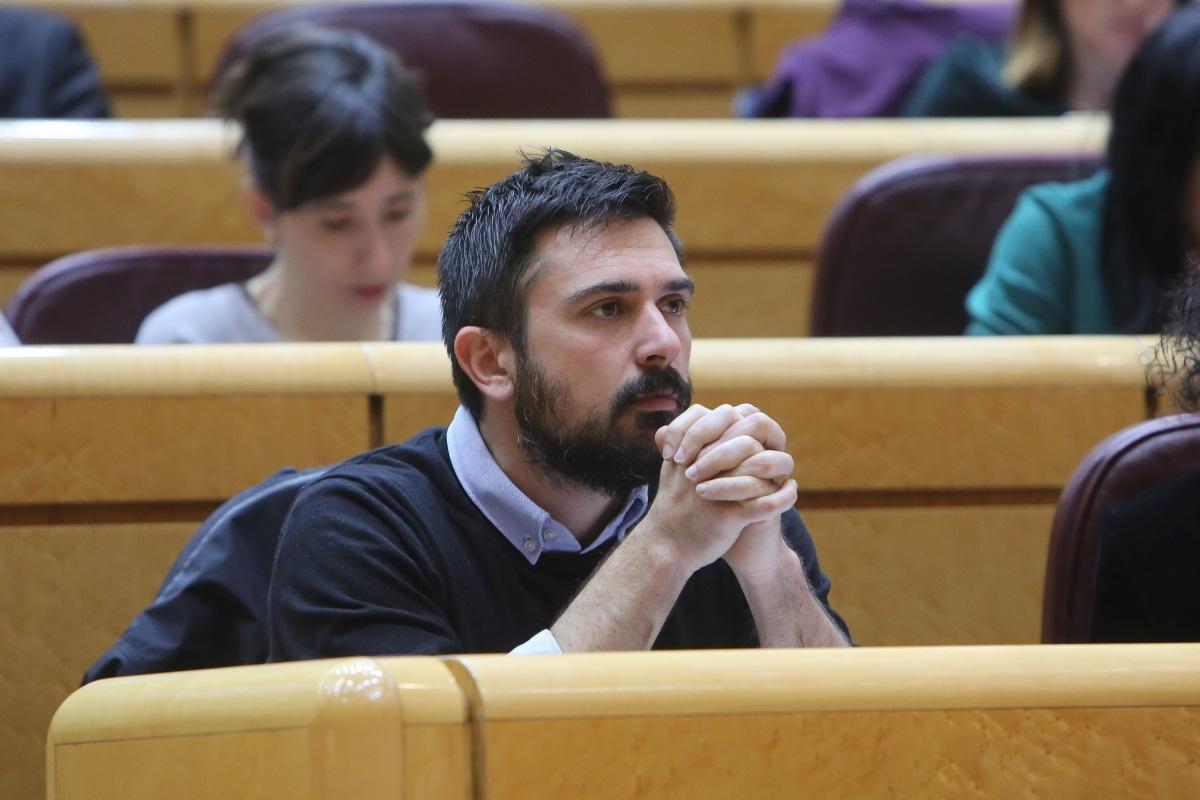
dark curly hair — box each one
[1153,266,1200,412]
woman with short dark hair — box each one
[137,24,440,343]
[967,6,1200,334]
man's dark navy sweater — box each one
[268,428,847,659]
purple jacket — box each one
[749,0,1014,118]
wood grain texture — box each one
[455,646,1200,798]
[1,522,196,800]
[0,117,1106,340]
[804,505,1054,646]
[748,3,842,80]
[478,707,1200,799]
[451,646,1200,718]
[0,395,369,503]
[47,657,469,800]
[0,117,1106,263]
[37,3,181,84]
[612,88,741,119]
[189,0,746,87]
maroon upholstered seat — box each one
[209,1,610,119]
[810,153,1104,336]
[5,245,272,344]
[1042,414,1200,643]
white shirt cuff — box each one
[508,628,563,655]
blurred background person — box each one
[137,24,439,343]
[904,0,1179,117]
[966,6,1200,334]
[0,312,18,346]
[0,7,110,118]
[745,0,1012,118]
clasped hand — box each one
[643,403,796,576]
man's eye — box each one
[663,297,689,315]
[592,301,621,318]
[384,209,412,225]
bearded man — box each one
[268,151,849,659]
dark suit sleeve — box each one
[43,16,111,118]
[268,475,463,661]
[782,508,852,641]
[0,10,111,118]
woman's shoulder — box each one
[396,283,443,342]
[903,38,1006,116]
[1018,170,1111,224]
[904,38,1063,118]
[135,283,276,344]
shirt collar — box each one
[446,406,649,565]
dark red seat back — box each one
[811,153,1104,336]
[6,246,272,344]
[1043,414,1200,643]
[209,1,610,119]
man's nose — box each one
[634,305,683,367]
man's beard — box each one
[513,352,693,497]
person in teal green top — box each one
[905,0,1177,117]
[966,171,1109,334]
[968,7,1200,335]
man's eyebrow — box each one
[566,277,696,305]
[667,277,696,295]
[566,280,641,304]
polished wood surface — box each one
[807,504,1054,645]
[0,117,1106,332]
[48,647,1200,798]
[47,657,470,799]
[3,521,196,800]
[453,646,1200,798]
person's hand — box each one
[637,404,795,575]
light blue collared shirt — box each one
[446,406,649,565]
[446,406,651,655]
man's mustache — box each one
[610,368,693,417]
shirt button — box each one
[544,530,558,541]
[523,538,537,553]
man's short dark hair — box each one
[437,149,685,418]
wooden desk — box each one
[450,646,1200,798]
[47,657,469,799]
[0,116,1107,335]
[0,336,1153,799]
[46,646,1200,799]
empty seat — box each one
[209,1,610,119]
[1043,414,1200,643]
[6,245,271,344]
[811,153,1103,336]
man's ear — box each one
[454,326,516,403]
[240,178,278,245]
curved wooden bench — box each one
[46,646,1200,799]
[0,116,1108,335]
[47,657,469,799]
[449,645,1200,798]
